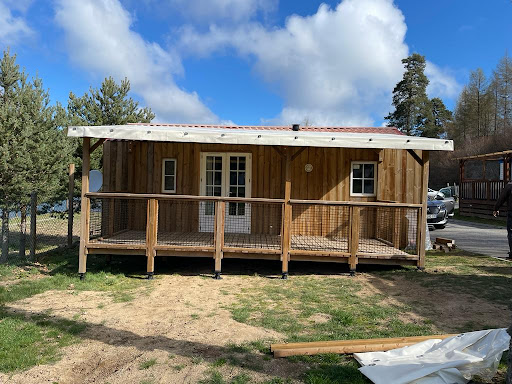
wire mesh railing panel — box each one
[223,202,282,250]
[290,204,350,252]
[358,206,419,256]
[157,199,214,247]
[88,197,147,245]
[4,203,76,261]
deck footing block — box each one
[281,272,288,280]
[147,272,154,280]
[417,267,425,272]
[214,272,222,280]
[349,269,356,276]
[79,273,85,281]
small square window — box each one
[350,161,377,197]
[162,159,177,193]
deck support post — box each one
[214,200,225,279]
[349,206,360,275]
[146,199,158,279]
[79,137,90,278]
[281,148,292,279]
[67,163,75,248]
[417,151,430,270]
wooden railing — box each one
[460,180,505,201]
[83,192,423,275]
[459,180,506,219]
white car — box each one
[428,188,437,199]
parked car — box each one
[439,186,457,201]
[432,191,455,217]
[427,199,448,229]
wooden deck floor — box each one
[89,230,414,257]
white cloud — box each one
[425,61,461,99]
[179,0,411,125]
[0,1,33,45]
[54,0,221,124]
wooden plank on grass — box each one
[435,237,456,247]
[271,334,456,357]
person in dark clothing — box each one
[493,181,512,259]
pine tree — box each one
[385,53,432,136]
[0,49,72,261]
[68,77,154,183]
[428,97,452,138]
[0,49,24,262]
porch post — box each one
[214,200,225,279]
[281,148,292,279]
[146,198,158,279]
[418,151,430,270]
[78,137,90,280]
[349,206,360,274]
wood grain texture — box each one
[101,142,427,263]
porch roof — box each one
[67,123,454,151]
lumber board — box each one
[271,334,456,357]
[435,237,455,246]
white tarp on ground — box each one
[354,329,510,384]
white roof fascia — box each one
[67,124,454,151]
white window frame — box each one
[350,161,377,197]
[161,158,177,193]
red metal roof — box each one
[128,123,404,136]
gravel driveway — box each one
[429,219,511,260]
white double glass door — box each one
[199,153,252,233]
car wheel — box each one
[434,224,445,229]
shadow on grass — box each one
[0,305,318,381]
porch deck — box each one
[88,230,415,258]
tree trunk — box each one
[19,205,27,259]
[1,208,9,263]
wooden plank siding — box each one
[101,142,425,239]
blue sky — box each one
[1,0,511,126]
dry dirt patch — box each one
[0,275,301,384]
[1,269,510,383]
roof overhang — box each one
[457,149,512,161]
[67,124,454,151]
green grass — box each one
[452,208,507,227]
[226,252,512,383]
[211,358,227,367]
[230,277,432,344]
[386,252,512,308]
[199,370,225,384]
[138,358,157,370]
[0,246,149,373]
[230,373,252,384]
[0,308,85,372]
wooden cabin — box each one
[68,123,453,279]
[459,150,512,219]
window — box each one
[350,161,377,197]
[162,158,176,193]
